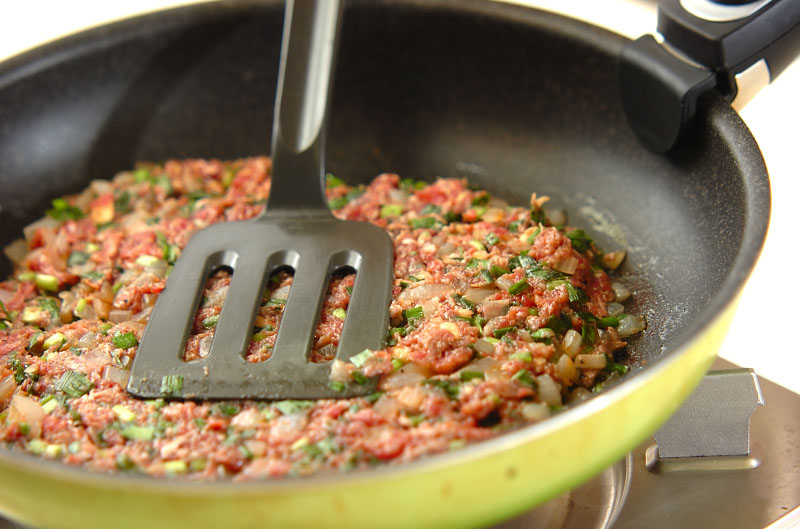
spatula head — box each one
[127,215,393,400]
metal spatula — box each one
[127,0,393,400]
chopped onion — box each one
[459,357,502,381]
[231,409,262,429]
[3,239,28,266]
[607,302,625,317]
[494,276,516,291]
[567,387,593,404]
[0,375,16,403]
[58,291,77,323]
[74,301,97,320]
[244,439,267,458]
[379,362,431,391]
[144,258,169,279]
[575,354,607,370]
[554,256,579,274]
[421,299,439,318]
[602,251,626,270]
[617,314,646,337]
[397,283,453,304]
[562,329,582,359]
[463,287,499,305]
[108,310,133,324]
[436,242,457,258]
[271,285,291,301]
[612,282,631,302]
[481,299,509,320]
[198,335,213,358]
[76,332,98,349]
[23,217,59,243]
[7,395,45,438]
[547,208,567,227]
[520,402,551,421]
[329,359,351,383]
[373,395,401,418]
[472,338,496,356]
[206,284,229,306]
[102,366,131,387]
[555,354,576,385]
[536,374,562,406]
[481,207,505,223]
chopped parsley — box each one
[112,332,139,349]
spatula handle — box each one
[268,0,341,215]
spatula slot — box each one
[182,266,233,362]
[248,267,294,363]
[310,266,357,364]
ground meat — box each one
[0,157,643,480]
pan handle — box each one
[618,0,800,153]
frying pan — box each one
[0,1,789,528]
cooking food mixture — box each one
[0,157,644,479]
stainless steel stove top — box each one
[2,358,797,529]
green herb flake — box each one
[403,306,424,323]
[350,349,375,368]
[114,191,132,214]
[201,315,220,329]
[380,204,404,218]
[273,400,314,415]
[493,326,516,338]
[67,251,90,267]
[326,173,345,188]
[510,351,533,362]
[605,355,630,375]
[451,294,476,310]
[484,233,500,247]
[56,370,94,398]
[424,378,460,399]
[112,332,139,349]
[459,371,485,382]
[409,216,439,230]
[329,380,346,393]
[46,198,85,221]
[160,374,184,398]
[511,369,536,388]
[508,279,529,295]
[567,229,593,253]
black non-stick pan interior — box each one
[0,0,769,371]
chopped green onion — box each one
[511,369,536,388]
[329,380,346,392]
[112,332,139,349]
[380,204,404,218]
[160,374,184,398]
[46,198,84,221]
[459,371,485,382]
[43,333,65,350]
[202,315,220,329]
[404,306,424,323]
[332,308,347,320]
[510,351,533,362]
[599,315,622,328]
[351,371,369,385]
[508,279,529,295]
[163,460,188,475]
[493,326,516,338]
[531,328,555,341]
[113,405,136,422]
[67,251,90,267]
[468,239,486,251]
[273,400,313,415]
[56,370,93,398]
[566,229,593,253]
[489,265,509,279]
[484,233,500,247]
[350,349,375,368]
[326,173,345,188]
[34,274,59,292]
[451,294,475,310]
[409,216,438,229]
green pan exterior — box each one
[0,303,731,529]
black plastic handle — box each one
[619,0,800,152]
[267,0,342,215]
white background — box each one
[1,1,798,393]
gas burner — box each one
[497,358,800,529]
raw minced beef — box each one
[0,157,644,479]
